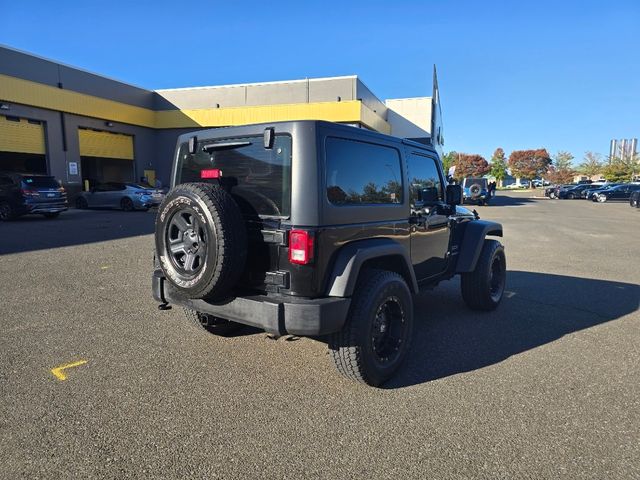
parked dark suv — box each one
[152,121,506,386]
[0,172,68,220]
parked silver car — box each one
[76,182,165,211]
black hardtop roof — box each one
[176,120,437,155]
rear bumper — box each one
[152,270,350,336]
[25,202,68,214]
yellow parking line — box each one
[51,360,88,381]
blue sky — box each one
[1,0,638,163]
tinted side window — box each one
[325,137,402,205]
[407,153,443,206]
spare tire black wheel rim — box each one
[489,255,505,302]
[166,208,213,276]
[371,296,406,365]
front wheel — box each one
[567,193,575,199]
[329,269,413,387]
[42,212,60,219]
[597,195,607,203]
[461,240,506,311]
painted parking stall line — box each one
[50,360,88,381]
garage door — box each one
[78,128,134,160]
[0,115,47,173]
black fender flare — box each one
[326,238,418,297]
[455,220,503,273]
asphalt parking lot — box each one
[1,192,638,479]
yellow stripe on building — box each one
[154,100,364,129]
[0,74,391,132]
[0,74,156,127]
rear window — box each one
[325,137,402,205]
[176,135,292,217]
[21,177,59,189]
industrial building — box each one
[0,45,443,193]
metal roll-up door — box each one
[0,115,47,174]
[78,129,134,160]
[0,115,46,154]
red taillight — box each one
[201,169,222,179]
[288,230,314,265]
[21,189,39,197]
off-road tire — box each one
[155,182,247,301]
[329,269,413,387]
[183,307,244,336]
[461,239,506,311]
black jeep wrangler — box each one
[152,121,505,387]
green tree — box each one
[578,152,603,177]
[602,154,639,182]
[442,151,457,176]
[546,151,575,183]
[489,148,508,185]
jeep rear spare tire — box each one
[469,183,482,198]
[155,182,247,301]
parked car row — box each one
[0,172,166,221]
[76,182,165,211]
[545,182,640,205]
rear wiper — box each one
[202,141,251,153]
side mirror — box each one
[446,184,462,206]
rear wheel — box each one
[121,197,134,211]
[76,197,88,209]
[0,202,16,222]
[567,193,575,199]
[597,194,607,203]
[461,240,506,311]
[183,308,243,336]
[0,201,15,221]
[329,269,413,387]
